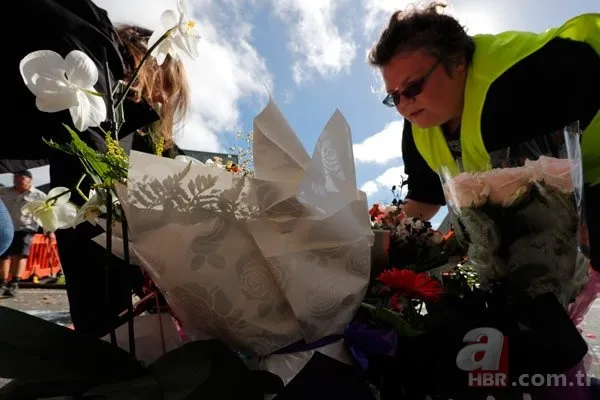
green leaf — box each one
[83,377,160,400]
[149,341,212,400]
[44,125,128,186]
[0,306,144,382]
[373,307,424,337]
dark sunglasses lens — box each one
[383,94,396,107]
[402,80,424,99]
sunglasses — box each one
[383,60,441,107]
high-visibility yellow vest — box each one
[412,14,600,186]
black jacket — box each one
[4,0,158,189]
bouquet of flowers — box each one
[342,129,594,399]
[440,133,589,307]
[368,184,462,278]
[120,97,375,392]
[346,265,590,400]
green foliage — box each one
[372,307,424,337]
[44,125,128,188]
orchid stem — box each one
[114,29,174,111]
[45,189,71,206]
[76,188,89,203]
[121,214,136,359]
[105,191,117,345]
[74,174,90,202]
[45,173,85,205]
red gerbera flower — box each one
[377,269,444,302]
[369,204,384,219]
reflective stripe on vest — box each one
[412,13,600,185]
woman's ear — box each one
[454,56,467,73]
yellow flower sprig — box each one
[154,137,165,156]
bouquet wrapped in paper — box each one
[121,97,374,384]
[440,125,590,307]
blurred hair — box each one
[116,24,190,148]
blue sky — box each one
[3,0,598,227]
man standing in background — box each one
[0,171,46,297]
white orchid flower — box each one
[175,155,204,165]
[74,189,106,226]
[20,50,107,132]
[148,0,201,65]
[21,187,78,233]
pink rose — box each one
[525,156,574,192]
[445,172,490,208]
[478,166,532,207]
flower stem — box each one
[81,88,104,97]
[46,189,71,206]
[105,191,117,345]
[44,174,86,205]
[74,174,90,202]
[361,302,377,311]
[121,215,136,359]
[114,28,174,111]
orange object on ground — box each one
[19,234,62,280]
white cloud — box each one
[360,165,407,197]
[444,4,505,35]
[363,0,414,37]
[271,0,357,84]
[360,180,380,196]
[353,120,404,164]
[93,0,272,152]
[363,0,504,40]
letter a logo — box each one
[456,327,505,371]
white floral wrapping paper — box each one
[120,97,373,361]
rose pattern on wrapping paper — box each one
[168,282,248,349]
[346,240,371,279]
[304,133,347,198]
[246,328,301,357]
[318,137,344,177]
[236,256,294,319]
[306,245,349,265]
[189,216,231,271]
[266,258,290,292]
[237,257,276,302]
[306,276,357,321]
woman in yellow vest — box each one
[369,2,600,273]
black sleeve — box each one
[402,121,446,205]
[482,38,600,150]
[6,0,158,189]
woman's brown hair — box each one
[368,1,475,74]
[116,24,190,148]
